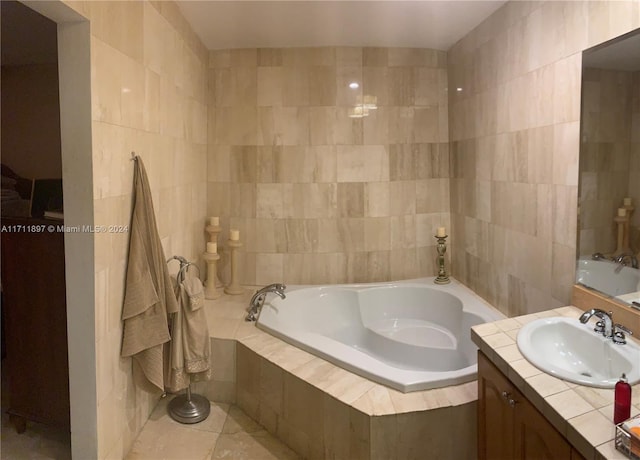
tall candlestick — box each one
[224,236,244,295]
[205,220,223,287]
[434,234,450,285]
[202,251,222,299]
[623,204,635,251]
[615,213,629,255]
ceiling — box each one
[583,31,640,72]
[177,1,506,51]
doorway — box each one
[1,1,97,458]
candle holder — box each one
[202,251,222,299]
[434,234,450,285]
[224,239,244,295]
[615,213,629,255]
[205,224,223,287]
[624,205,635,250]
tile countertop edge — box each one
[471,305,638,460]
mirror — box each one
[577,28,640,305]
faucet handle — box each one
[613,323,633,345]
[594,320,605,334]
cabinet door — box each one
[478,351,516,460]
[513,382,572,460]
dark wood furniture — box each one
[1,216,70,432]
[478,351,586,460]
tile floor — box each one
[1,358,71,459]
[1,393,298,460]
[126,397,299,460]
[0,409,72,460]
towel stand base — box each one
[167,386,210,424]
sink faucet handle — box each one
[613,323,633,345]
[594,320,605,334]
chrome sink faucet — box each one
[245,283,286,322]
[579,308,634,344]
[579,308,613,338]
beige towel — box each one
[121,157,179,392]
[165,271,212,393]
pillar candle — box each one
[209,216,219,226]
[436,227,446,237]
[618,208,627,217]
[206,242,217,254]
[230,229,240,241]
[624,197,632,206]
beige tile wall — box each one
[448,1,640,317]
[207,47,450,285]
[579,68,633,256]
[62,1,209,458]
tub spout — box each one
[613,252,638,272]
[246,283,286,321]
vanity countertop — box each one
[471,305,638,460]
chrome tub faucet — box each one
[245,283,286,322]
[613,252,639,272]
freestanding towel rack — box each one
[166,256,210,424]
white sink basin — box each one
[517,317,640,388]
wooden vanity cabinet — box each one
[478,351,586,460]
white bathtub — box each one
[256,278,504,392]
[576,257,640,296]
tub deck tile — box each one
[323,370,377,405]
[442,381,477,407]
[351,385,395,416]
[207,318,241,340]
[311,365,353,391]
[421,387,452,410]
[289,357,336,383]
[235,321,263,340]
[266,343,317,371]
[387,387,430,414]
[241,332,283,353]
[208,301,247,320]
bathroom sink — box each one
[517,317,640,388]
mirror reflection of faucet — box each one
[613,253,639,272]
[589,252,639,272]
